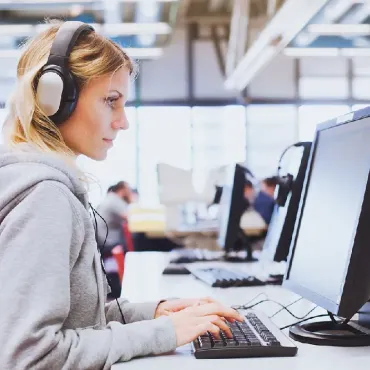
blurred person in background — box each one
[97,180,131,248]
[97,181,133,299]
[244,179,256,206]
[254,177,278,225]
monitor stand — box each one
[223,228,258,263]
[289,303,370,346]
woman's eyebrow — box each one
[108,89,123,97]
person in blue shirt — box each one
[254,177,278,225]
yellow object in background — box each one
[127,204,166,234]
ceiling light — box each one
[284,47,370,57]
[0,0,177,3]
[0,47,163,59]
[307,24,370,36]
[342,48,370,57]
[102,23,171,36]
[284,47,341,57]
[0,22,171,37]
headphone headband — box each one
[47,21,94,68]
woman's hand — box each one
[155,297,218,318]
[167,302,245,347]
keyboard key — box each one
[213,341,226,348]
[198,337,212,349]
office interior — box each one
[1,0,370,368]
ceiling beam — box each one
[224,0,330,91]
[293,0,356,47]
[225,0,250,78]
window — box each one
[352,78,370,100]
[192,106,246,188]
[299,77,349,99]
[298,105,350,142]
[192,106,246,168]
[78,107,138,206]
[246,105,297,178]
[137,106,192,204]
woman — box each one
[0,21,243,369]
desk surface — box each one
[113,252,370,369]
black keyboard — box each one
[193,310,298,359]
[169,249,222,264]
[188,267,266,288]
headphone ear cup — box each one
[52,71,78,125]
[37,67,78,125]
[36,70,64,117]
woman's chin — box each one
[87,149,108,161]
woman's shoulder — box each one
[32,180,89,222]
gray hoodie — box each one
[0,144,177,369]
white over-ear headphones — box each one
[36,21,94,125]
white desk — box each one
[113,252,370,370]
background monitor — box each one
[262,142,311,263]
[217,163,247,252]
[157,163,196,205]
[212,186,223,205]
[284,109,370,320]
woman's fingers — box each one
[211,317,233,339]
[196,322,220,338]
[196,315,232,339]
[193,303,244,322]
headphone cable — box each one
[89,203,126,325]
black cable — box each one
[269,297,303,318]
[90,204,108,254]
[236,297,318,321]
[328,311,338,324]
[231,293,269,310]
[280,314,329,330]
[236,299,269,310]
[89,203,126,325]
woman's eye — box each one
[105,97,118,108]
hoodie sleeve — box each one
[105,299,165,323]
[0,182,177,370]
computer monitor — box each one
[262,142,311,263]
[157,163,196,204]
[283,108,370,346]
[212,186,223,205]
[217,163,255,261]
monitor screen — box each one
[286,116,370,309]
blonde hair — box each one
[3,20,134,157]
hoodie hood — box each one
[0,144,88,214]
